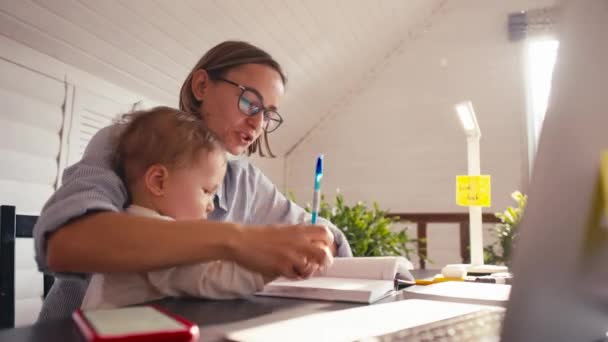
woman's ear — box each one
[144,164,169,196]
[191,69,210,102]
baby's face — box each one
[161,149,226,220]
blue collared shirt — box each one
[33,124,352,321]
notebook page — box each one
[321,257,413,280]
[258,277,394,303]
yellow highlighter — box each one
[415,275,464,285]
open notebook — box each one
[256,257,414,303]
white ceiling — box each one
[0,0,445,156]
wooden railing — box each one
[387,213,500,269]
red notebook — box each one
[72,305,199,342]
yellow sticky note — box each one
[583,152,608,256]
[456,175,492,207]
[602,151,608,216]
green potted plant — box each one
[291,192,426,262]
[484,191,528,266]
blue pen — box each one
[311,155,324,224]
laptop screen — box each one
[501,1,608,341]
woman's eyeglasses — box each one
[216,78,283,133]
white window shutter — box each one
[67,88,141,167]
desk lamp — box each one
[454,101,508,275]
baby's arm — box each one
[146,261,267,299]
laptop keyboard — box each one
[361,308,504,342]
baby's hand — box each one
[262,274,277,283]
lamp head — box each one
[455,101,481,138]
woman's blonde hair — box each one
[179,41,287,158]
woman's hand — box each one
[293,239,334,279]
[229,224,334,279]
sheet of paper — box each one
[406,281,511,302]
[226,299,499,342]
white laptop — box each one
[228,1,608,341]
[501,0,608,341]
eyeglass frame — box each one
[215,77,284,133]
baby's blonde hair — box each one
[113,106,225,190]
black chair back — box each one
[0,205,54,329]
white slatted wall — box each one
[14,238,43,326]
[0,39,150,326]
[0,60,66,214]
[0,59,66,326]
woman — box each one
[34,41,352,321]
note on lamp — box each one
[454,101,507,275]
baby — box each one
[81,106,267,310]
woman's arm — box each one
[47,212,237,273]
[48,212,332,277]
[36,125,331,278]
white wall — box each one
[0,58,65,215]
[249,155,286,191]
[0,35,156,327]
[0,58,65,327]
[285,0,553,266]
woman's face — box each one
[194,64,285,155]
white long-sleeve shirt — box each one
[80,205,265,310]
